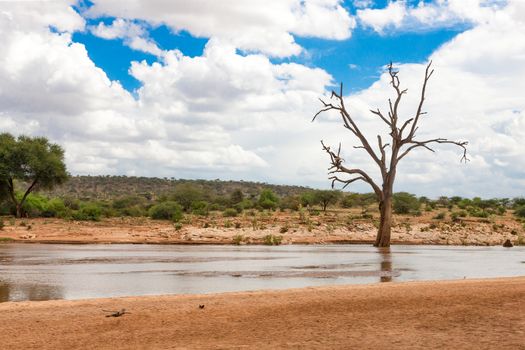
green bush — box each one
[263,234,282,245]
[73,203,102,221]
[149,201,184,222]
[43,198,70,218]
[223,208,238,217]
[258,189,279,210]
[171,184,206,211]
[513,198,525,208]
[19,193,48,217]
[433,212,446,220]
[468,207,489,218]
[514,205,525,218]
[279,195,301,211]
[393,192,420,214]
[191,201,209,216]
[232,234,244,245]
[208,203,223,211]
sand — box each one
[1,277,524,349]
[1,213,523,246]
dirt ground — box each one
[0,208,523,246]
[0,277,523,349]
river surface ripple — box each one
[0,244,523,302]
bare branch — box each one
[370,108,391,126]
[320,141,382,197]
[314,85,386,175]
[398,138,469,162]
[404,61,434,142]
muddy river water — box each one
[0,244,523,302]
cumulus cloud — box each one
[0,1,334,180]
[89,18,163,56]
[318,0,525,197]
[357,0,506,34]
[84,0,355,57]
[1,0,525,197]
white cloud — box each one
[84,0,355,57]
[0,0,84,32]
[0,2,334,180]
[357,0,506,34]
[319,0,525,197]
[1,0,525,198]
[90,18,163,56]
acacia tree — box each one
[0,133,68,217]
[314,190,342,211]
[313,62,467,247]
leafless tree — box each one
[313,62,467,247]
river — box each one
[0,244,523,302]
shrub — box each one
[0,218,4,230]
[230,189,244,205]
[258,189,279,210]
[20,193,48,217]
[191,201,209,216]
[263,234,282,245]
[149,201,184,222]
[513,198,525,208]
[514,205,525,218]
[171,183,206,211]
[451,212,460,222]
[232,234,244,245]
[468,207,489,218]
[73,203,102,221]
[43,198,70,218]
[208,203,223,211]
[279,195,301,211]
[433,212,446,220]
[279,225,289,234]
[174,223,183,230]
[223,208,238,217]
[393,192,420,214]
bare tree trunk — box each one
[375,193,392,247]
[315,61,468,248]
[15,204,22,219]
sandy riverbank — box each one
[0,214,523,245]
[0,277,524,349]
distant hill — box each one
[41,176,313,201]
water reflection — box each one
[0,282,64,302]
[379,247,393,283]
[0,244,523,302]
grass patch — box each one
[0,237,14,242]
[263,234,282,245]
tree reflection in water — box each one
[379,247,393,283]
[0,282,63,302]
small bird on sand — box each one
[199,304,205,309]
[103,308,130,317]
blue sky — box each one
[72,1,464,93]
[1,0,524,197]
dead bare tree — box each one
[313,62,468,247]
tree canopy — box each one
[0,133,68,217]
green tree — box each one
[230,189,244,205]
[300,191,317,207]
[393,192,420,214]
[258,189,279,210]
[171,183,205,211]
[313,190,342,211]
[0,133,68,217]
